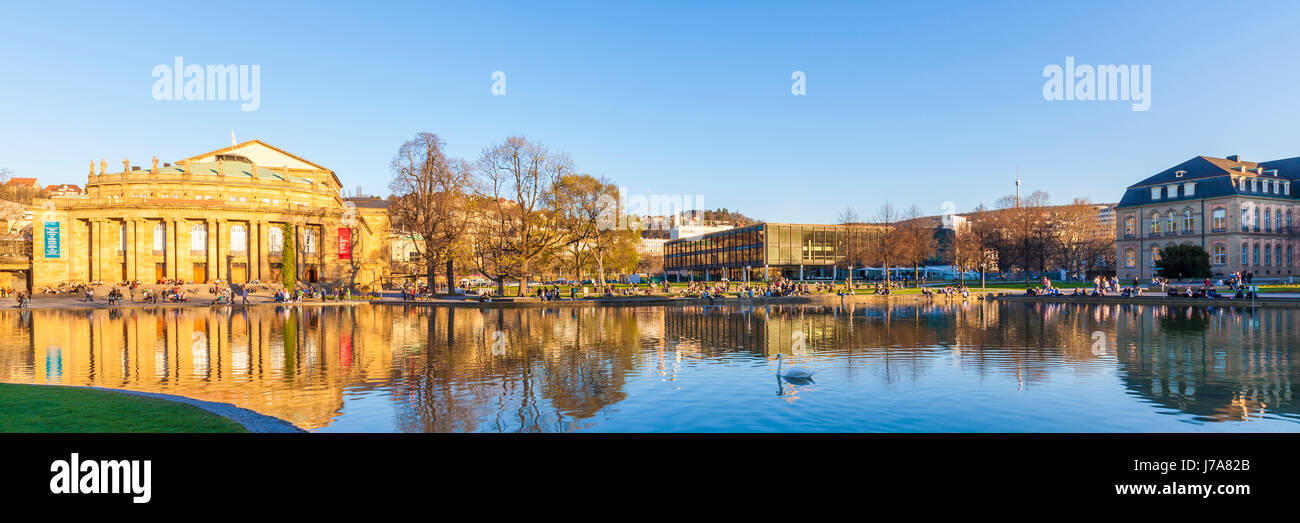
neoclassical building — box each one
[1115,154,1298,280]
[31,140,391,288]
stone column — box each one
[164,218,177,281]
[216,219,228,282]
[250,221,262,282]
[91,219,103,282]
[264,221,275,282]
[323,222,337,283]
[206,218,217,283]
[125,218,137,283]
[256,221,266,282]
[176,219,189,282]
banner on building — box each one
[44,222,60,258]
[338,228,351,259]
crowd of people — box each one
[1017,272,1267,301]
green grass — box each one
[1256,285,1300,294]
[0,383,248,433]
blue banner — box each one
[44,222,60,258]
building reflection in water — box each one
[0,301,1294,432]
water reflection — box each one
[0,301,1295,432]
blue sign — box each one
[44,222,60,258]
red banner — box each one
[338,228,351,259]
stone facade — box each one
[31,140,391,289]
[1115,154,1298,280]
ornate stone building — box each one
[1115,154,1298,280]
[31,140,391,288]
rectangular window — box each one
[268,226,284,254]
[1184,182,1195,196]
[1150,187,1161,200]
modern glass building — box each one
[664,223,875,281]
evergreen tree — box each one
[1155,244,1211,279]
[281,224,296,290]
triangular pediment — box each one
[184,140,330,171]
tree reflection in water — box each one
[0,301,1295,432]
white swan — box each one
[776,354,816,379]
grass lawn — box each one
[1256,285,1300,293]
[0,383,247,433]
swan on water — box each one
[775,354,816,379]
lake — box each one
[0,301,1295,432]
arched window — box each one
[1276,209,1283,232]
[1265,244,1272,265]
[1182,210,1193,232]
[1212,244,1226,265]
[1166,211,1175,232]
[191,223,207,251]
[1289,246,1294,266]
[1253,244,1260,265]
[1124,248,1136,268]
[1123,216,1135,237]
[1243,242,1249,266]
[1265,209,1272,231]
[1150,213,1161,234]
[1151,245,1160,267]
[153,223,166,252]
[1212,208,1226,231]
[230,225,247,252]
[1275,245,1282,266]
[1255,208,1261,231]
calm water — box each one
[0,301,1296,432]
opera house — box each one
[30,140,392,289]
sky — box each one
[3,1,1300,223]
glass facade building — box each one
[664,223,874,281]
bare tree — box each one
[388,132,476,293]
[868,202,903,285]
[838,206,870,287]
[472,136,573,296]
[897,205,935,285]
[1052,198,1103,281]
[994,190,1051,283]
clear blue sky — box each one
[3,1,1300,223]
